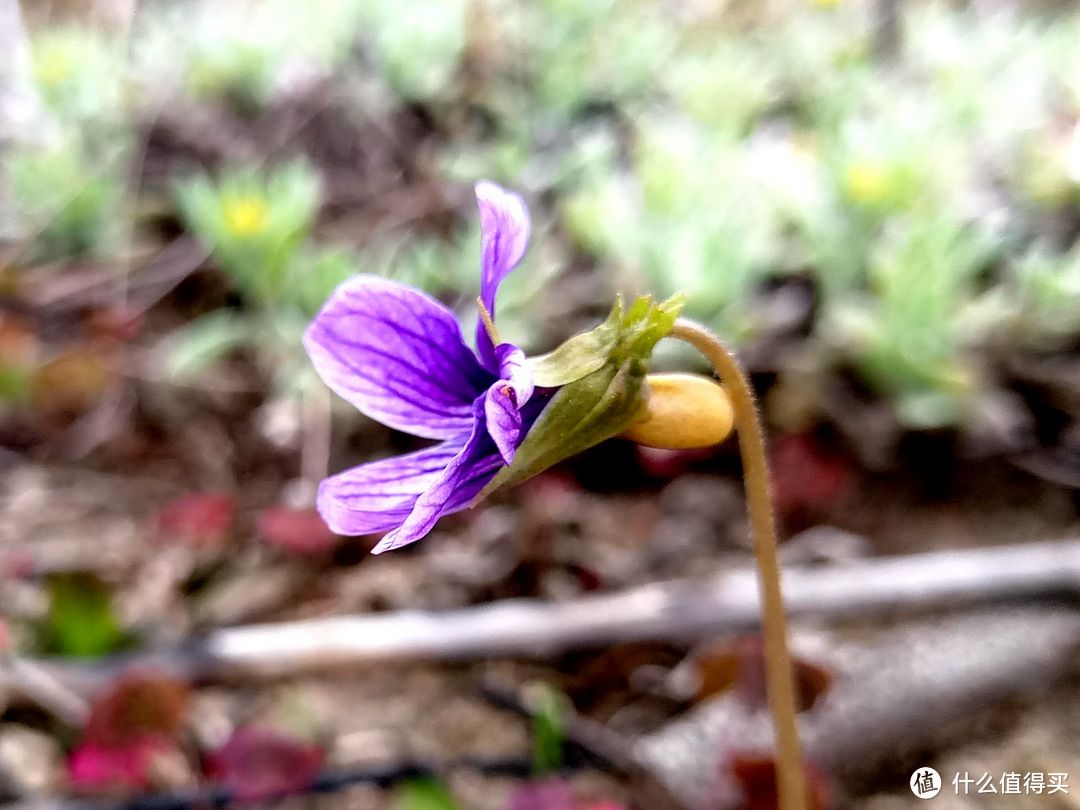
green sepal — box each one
[478,293,684,499]
[526,302,621,387]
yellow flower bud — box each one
[622,373,735,449]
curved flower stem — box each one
[667,318,807,810]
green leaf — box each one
[531,685,565,775]
[393,778,461,810]
[43,573,127,658]
[480,294,684,498]
[161,311,253,379]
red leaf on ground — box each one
[157,492,236,548]
[207,725,324,802]
[83,670,190,749]
[256,506,337,555]
[67,736,170,794]
[728,755,831,810]
[769,433,852,519]
[507,779,576,810]
[3,549,35,579]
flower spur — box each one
[303,181,543,552]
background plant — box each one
[10,0,1080,429]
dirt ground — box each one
[3,443,1080,808]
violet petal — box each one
[484,381,522,465]
[371,398,503,553]
[494,343,534,406]
[474,181,530,370]
[316,439,467,536]
[304,275,492,439]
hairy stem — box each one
[667,318,807,810]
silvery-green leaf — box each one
[162,311,253,380]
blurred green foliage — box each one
[3,26,130,262]
[531,684,566,775]
[30,26,127,128]
[171,162,334,383]
[2,137,126,262]
[176,161,322,305]
[10,0,1080,428]
[393,779,462,810]
[357,0,467,101]
[42,574,129,659]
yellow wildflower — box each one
[222,195,269,237]
[36,48,72,88]
[844,160,891,206]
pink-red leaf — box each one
[256,506,337,555]
[207,725,324,802]
[156,492,236,548]
[67,737,170,794]
[83,670,190,748]
[507,779,576,810]
[728,755,831,810]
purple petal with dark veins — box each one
[484,381,521,465]
[304,275,493,439]
[371,397,503,554]
[316,439,467,535]
[494,343,534,406]
[474,181,530,370]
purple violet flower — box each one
[304,181,546,553]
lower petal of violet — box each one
[316,440,467,536]
[371,398,503,554]
[370,392,554,553]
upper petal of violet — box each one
[474,181,531,370]
[304,275,493,439]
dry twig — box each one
[5,538,1080,698]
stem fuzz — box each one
[667,318,807,810]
